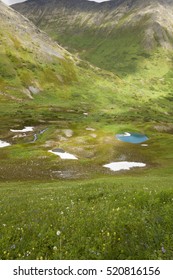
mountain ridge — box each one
[12,0,173,77]
[12,0,173,51]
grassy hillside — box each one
[1,175,173,260]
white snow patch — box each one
[123,132,131,136]
[117,132,131,137]
[0,140,11,148]
[88,0,111,3]
[103,161,146,171]
[1,0,27,5]
[48,150,78,160]
[10,126,34,133]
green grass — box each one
[0,175,173,260]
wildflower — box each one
[102,244,106,251]
[56,230,61,236]
[53,246,58,251]
[161,246,166,254]
[10,244,16,250]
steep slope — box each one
[1,0,127,130]
[0,1,120,123]
[0,0,78,103]
[13,0,173,75]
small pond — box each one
[116,132,148,144]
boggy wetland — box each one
[0,121,171,181]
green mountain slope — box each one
[13,0,173,75]
[12,0,173,119]
[0,0,121,126]
[11,0,173,123]
[0,0,78,101]
[3,0,172,126]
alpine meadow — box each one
[0,0,173,260]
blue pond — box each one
[116,132,148,144]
